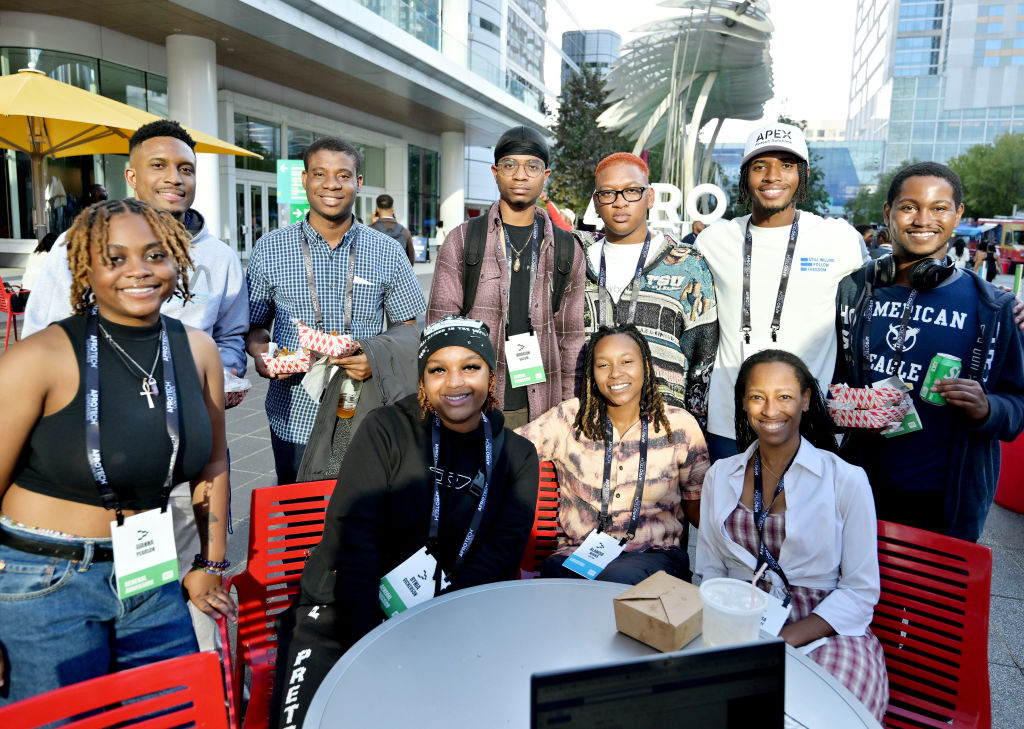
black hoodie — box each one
[299,393,539,651]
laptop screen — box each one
[531,640,785,729]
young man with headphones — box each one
[836,162,1024,541]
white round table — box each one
[304,579,881,728]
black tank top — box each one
[12,314,212,510]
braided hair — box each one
[733,349,838,454]
[572,324,673,444]
[67,199,193,315]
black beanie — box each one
[418,316,497,377]
[494,125,549,166]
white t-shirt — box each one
[696,212,864,439]
[586,232,665,304]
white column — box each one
[166,34,221,239]
[441,0,469,66]
[440,131,466,231]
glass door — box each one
[235,179,278,258]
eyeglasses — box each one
[593,186,648,205]
[495,158,546,178]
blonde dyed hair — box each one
[67,199,194,315]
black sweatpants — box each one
[269,602,345,729]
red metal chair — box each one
[218,480,334,729]
[872,520,993,729]
[0,273,27,350]
[519,460,562,577]
[0,651,230,729]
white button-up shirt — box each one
[696,438,880,636]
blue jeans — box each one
[0,523,198,705]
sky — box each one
[544,0,859,142]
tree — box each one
[548,68,629,215]
[949,133,1024,217]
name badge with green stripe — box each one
[379,547,443,618]
[110,508,178,599]
[505,332,546,387]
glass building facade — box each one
[354,0,442,49]
[0,48,167,239]
[560,29,621,88]
[849,0,1024,171]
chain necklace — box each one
[97,323,161,408]
[504,226,531,273]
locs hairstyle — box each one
[573,323,673,444]
[67,199,194,315]
[733,349,838,454]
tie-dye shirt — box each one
[516,399,708,554]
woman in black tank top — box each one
[0,200,235,705]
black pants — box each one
[269,602,344,729]
[541,547,692,585]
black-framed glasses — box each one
[495,158,546,178]
[594,186,648,205]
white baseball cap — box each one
[741,122,809,166]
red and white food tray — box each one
[827,385,910,429]
[295,320,360,358]
[261,349,310,375]
[224,371,252,408]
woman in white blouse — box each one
[696,349,888,722]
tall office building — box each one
[561,29,621,87]
[848,0,1024,172]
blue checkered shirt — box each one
[247,217,426,443]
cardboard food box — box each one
[613,570,703,652]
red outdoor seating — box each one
[872,519,993,729]
[519,460,562,576]
[0,651,231,729]
[218,480,334,729]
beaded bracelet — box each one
[195,567,225,576]
[192,554,231,571]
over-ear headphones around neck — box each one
[872,253,956,290]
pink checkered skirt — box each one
[725,502,889,722]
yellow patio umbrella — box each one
[0,68,262,237]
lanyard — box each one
[598,233,652,327]
[751,449,795,607]
[299,222,356,335]
[861,288,918,377]
[500,213,540,330]
[85,308,181,526]
[429,413,494,579]
[598,415,649,545]
[742,212,800,344]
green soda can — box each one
[919,353,962,405]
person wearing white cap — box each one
[696,122,866,461]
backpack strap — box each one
[461,215,489,316]
[462,214,576,315]
[550,225,576,314]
